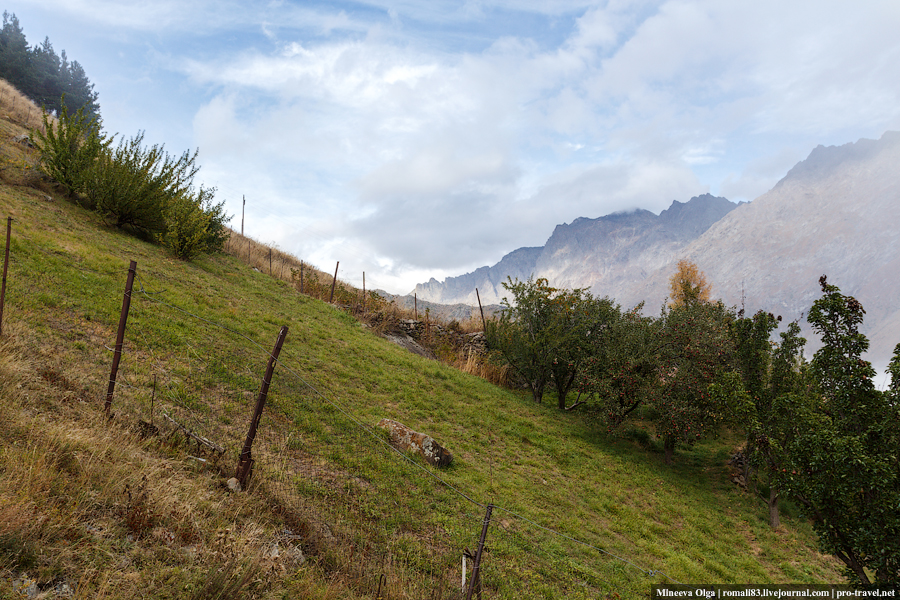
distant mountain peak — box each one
[777,130,900,187]
[414,193,739,305]
[413,131,900,373]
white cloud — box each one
[21,0,900,294]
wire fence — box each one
[126,266,680,596]
[0,214,681,598]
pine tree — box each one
[0,12,100,122]
[0,12,32,92]
[31,36,62,112]
[63,60,100,123]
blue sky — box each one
[10,0,900,293]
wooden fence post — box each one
[329,261,339,303]
[300,261,304,294]
[235,325,289,487]
[105,260,137,416]
[476,288,486,332]
[0,217,11,336]
[466,503,493,600]
[362,272,366,314]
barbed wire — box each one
[2,237,687,589]
[124,274,684,588]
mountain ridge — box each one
[412,131,900,369]
[414,193,740,305]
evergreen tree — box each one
[31,36,62,111]
[0,11,32,93]
[0,12,100,121]
[62,60,100,123]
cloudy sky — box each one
[11,0,900,293]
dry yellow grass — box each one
[222,229,379,312]
[0,78,47,131]
[0,323,322,599]
[0,78,53,189]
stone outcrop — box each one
[377,419,452,467]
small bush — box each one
[31,99,108,198]
[160,186,230,260]
[86,132,189,234]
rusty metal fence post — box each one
[466,503,493,600]
[105,260,137,416]
[0,217,11,336]
[235,325,289,487]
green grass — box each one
[0,119,844,599]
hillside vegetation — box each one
[0,85,845,598]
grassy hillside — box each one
[0,97,843,599]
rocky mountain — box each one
[413,193,740,306]
[635,131,900,370]
[411,246,543,307]
[413,131,900,373]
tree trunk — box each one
[556,369,578,410]
[530,379,545,403]
[768,487,780,529]
[664,436,675,465]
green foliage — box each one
[888,343,900,401]
[653,300,736,463]
[486,277,559,403]
[81,131,230,257]
[547,291,617,409]
[159,186,229,259]
[728,312,811,528]
[576,303,659,428]
[486,277,602,407]
[33,120,231,259]
[31,100,108,197]
[86,132,189,232]
[775,276,900,586]
[731,310,779,402]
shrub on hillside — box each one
[85,132,193,234]
[31,100,108,198]
[159,187,230,260]
[80,131,230,258]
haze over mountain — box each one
[413,132,900,371]
[664,131,900,370]
[414,194,741,306]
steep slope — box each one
[414,194,739,305]
[0,108,845,597]
[623,132,900,367]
